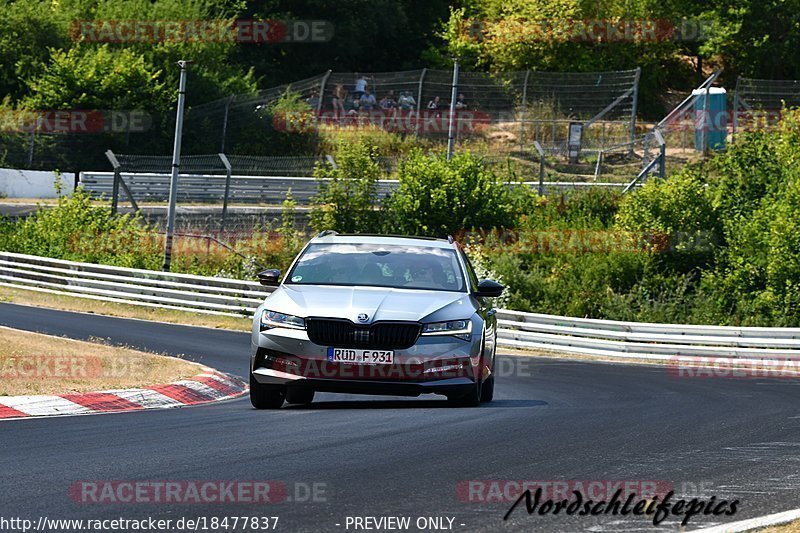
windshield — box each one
[285,243,466,292]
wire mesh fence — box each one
[182,67,640,151]
[2,67,640,176]
[732,77,800,138]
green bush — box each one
[226,89,320,156]
[2,184,162,269]
[309,142,383,233]
[386,150,513,237]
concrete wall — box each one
[0,168,74,198]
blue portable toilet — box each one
[692,87,727,151]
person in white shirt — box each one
[354,74,368,99]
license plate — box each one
[327,348,394,364]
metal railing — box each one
[79,171,633,206]
[3,251,800,362]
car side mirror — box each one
[257,269,281,286]
[475,279,504,298]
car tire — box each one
[480,344,496,403]
[250,373,285,409]
[286,388,315,405]
[447,380,481,407]
[480,375,494,403]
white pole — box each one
[163,60,189,272]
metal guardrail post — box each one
[218,153,232,232]
[533,141,545,196]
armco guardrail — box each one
[79,172,398,204]
[0,251,274,316]
[3,251,799,361]
[78,172,629,205]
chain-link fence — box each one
[183,67,641,152]
[732,77,800,139]
[3,67,640,177]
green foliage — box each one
[309,142,383,233]
[386,151,514,237]
[700,0,800,80]
[319,125,429,158]
[226,89,319,155]
[615,165,720,247]
[0,0,69,102]
[1,184,162,269]
[22,45,169,111]
[439,3,692,117]
[515,187,620,230]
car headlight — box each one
[260,309,305,331]
[421,319,472,340]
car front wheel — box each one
[250,373,285,409]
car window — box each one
[286,243,466,292]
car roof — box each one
[311,233,456,250]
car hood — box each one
[263,284,475,324]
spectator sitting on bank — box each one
[426,96,440,109]
[354,73,368,99]
[455,93,468,110]
[360,87,377,112]
[305,89,321,109]
[379,90,397,110]
[398,91,416,111]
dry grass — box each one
[0,286,252,332]
[0,325,201,396]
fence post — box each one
[701,82,711,157]
[415,68,427,139]
[220,95,233,153]
[628,67,641,154]
[164,60,189,272]
[520,70,530,154]
[732,76,741,143]
[27,131,35,168]
[218,153,232,233]
[317,70,332,116]
[447,59,460,161]
[105,150,121,215]
[533,141,545,196]
[654,129,666,178]
[594,151,603,182]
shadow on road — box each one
[284,398,547,410]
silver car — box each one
[249,232,504,408]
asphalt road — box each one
[1,302,799,532]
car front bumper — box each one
[251,326,482,398]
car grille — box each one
[306,319,421,350]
